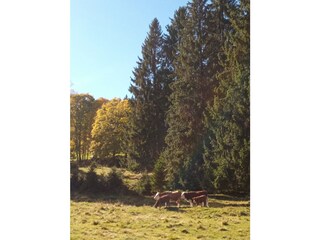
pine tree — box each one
[151,157,167,192]
[163,6,188,74]
[200,0,235,191]
[128,18,172,171]
[162,0,218,189]
[204,0,250,193]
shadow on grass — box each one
[209,201,250,208]
[209,194,249,201]
[163,206,186,212]
[71,192,249,208]
[71,191,159,206]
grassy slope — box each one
[71,195,250,240]
[79,166,143,189]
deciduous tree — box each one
[70,93,96,161]
[90,98,131,161]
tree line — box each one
[71,0,249,194]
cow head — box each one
[154,192,160,200]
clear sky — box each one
[71,0,189,99]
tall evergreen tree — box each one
[204,0,250,193]
[128,18,172,171]
[200,0,234,191]
[163,6,188,74]
[162,0,218,189]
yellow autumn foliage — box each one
[90,98,131,159]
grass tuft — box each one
[197,225,206,230]
[181,229,189,234]
[239,211,249,216]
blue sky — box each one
[71,0,189,99]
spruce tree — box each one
[200,0,235,191]
[151,157,167,192]
[204,0,250,193]
[128,18,171,171]
[163,7,188,74]
[162,0,217,189]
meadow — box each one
[71,193,249,239]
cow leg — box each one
[177,200,180,208]
[189,200,193,207]
[153,200,158,208]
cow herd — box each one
[153,190,209,208]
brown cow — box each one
[153,194,170,208]
[154,191,182,207]
[181,190,208,207]
[154,191,172,200]
[192,195,208,207]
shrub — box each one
[151,158,167,192]
[70,172,80,192]
[134,172,152,195]
[70,162,85,192]
[79,166,104,193]
[103,167,127,194]
[126,158,140,172]
[71,164,129,194]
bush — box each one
[71,172,81,192]
[126,158,140,172]
[151,158,167,192]
[71,164,130,194]
[103,167,127,194]
[134,172,152,195]
[70,162,85,192]
[79,165,105,193]
[70,163,104,193]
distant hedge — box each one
[71,164,129,194]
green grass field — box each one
[71,194,250,240]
